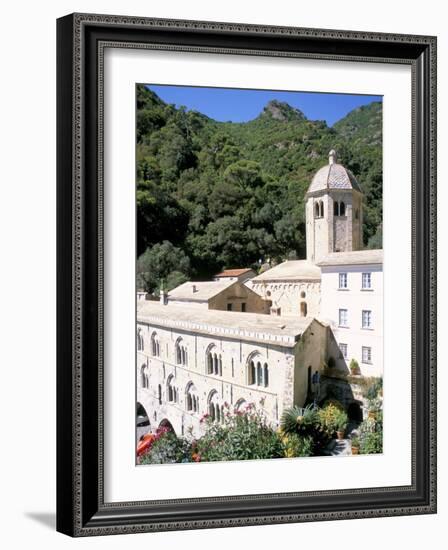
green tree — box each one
[137,241,190,294]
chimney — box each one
[192,284,197,293]
[160,279,167,305]
[329,149,337,165]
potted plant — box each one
[335,409,348,440]
[351,436,360,455]
[349,358,360,376]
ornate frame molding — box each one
[56,13,437,537]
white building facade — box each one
[318,250,383,377]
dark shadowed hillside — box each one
[136,85,382,293]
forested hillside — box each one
[136,85,382,294]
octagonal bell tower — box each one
[305,150,363,264]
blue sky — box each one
[147,85,382,127]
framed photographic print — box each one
[56,13,437,536]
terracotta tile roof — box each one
[168,280,235,302]
[214,268,254,278]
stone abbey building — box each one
[137,151,383,438]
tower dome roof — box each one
[307,150,362,194]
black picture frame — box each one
[56,13,437,537]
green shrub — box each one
[358,412,383,455]
[317,403,344,436]
[280,405,318,436]
[282,432,314,458]
[359,431,382,454]
[140,431,191,464]
[195,404,284,462]
[334,409,348,431]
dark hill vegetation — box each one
[136,85,382,293]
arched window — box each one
[247,352,269,388]
[300,301,308,317]
[256,361,263,386]
[235,398,246,412]
[140,364,149,389]
[207,350,213,374]
[319,200,324,218]
[315,202,320,218]
[206,345,222,376]
[186,382,199,413]
[248,360,256,385]
[334,201,339,216]
[213,353,218,375]
[208,390,221,422]
[167,375,176,402]
[175,338,187,366]
[247,354,269,387]
[340,201,346,216]
[137,328,144,351]
[151,331,160,357]
[263,363,269,388]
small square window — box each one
[339,343,348,359]
[362,272,372,289]
[362,346,372,363]
[338,273,348,289]
[227,303,233,311]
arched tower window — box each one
[319,200,324,218]
[300,301,308,317]
[340,201,346,216]
[334,201,339,216]
[314,202,320,218]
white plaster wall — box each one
[319,264,383,377]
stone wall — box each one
[136,320,299,438]
[249,280,321,318]
[208,281,269,313]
